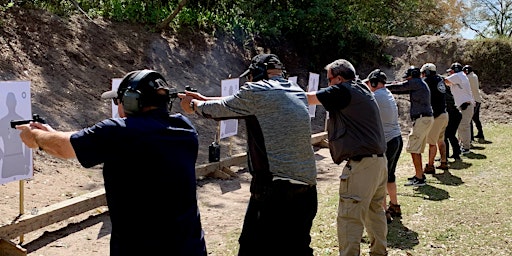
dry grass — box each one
[311,123,512,255]
[217,123,512,255]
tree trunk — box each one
[157,0,188,30]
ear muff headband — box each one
[250,54,284,82]
[368,69,384,87]
[122,70,167,115]
[251,62,268,82]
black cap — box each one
[447,62,463,73]
[363,69,387,84]
[462,65,473,73]
[239,54,284,80]
[403,66,421,78]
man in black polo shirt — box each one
[307,59,388,256]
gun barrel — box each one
[10,120,31,128]
[10,114,46,128]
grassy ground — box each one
[311,122,512,255]
[219,123,512,255]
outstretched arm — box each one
[17,123,77,159]
[306,91,321,105]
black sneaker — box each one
[404,176,426,186]
[408,174,426,180]
[449,154,461,160]
[461,148,471,155]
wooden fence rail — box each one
[0,132,327,241]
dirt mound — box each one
[1,8,511,255]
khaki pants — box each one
[458,104,474,150]
[337,155,388,256]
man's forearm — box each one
[34,130,77,159]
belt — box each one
[350,153,384,161]
[411,113,433,120]
[273,176,309,185]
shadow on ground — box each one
[386,217,419,250]
[24,212,111,253]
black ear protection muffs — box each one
[369,69,380,88]
[368,69,386,87]
[250,54,284,82]
[121,70,170,115]
[403,66,421,78]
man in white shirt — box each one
[463,65,485,142]
[444,62,474,155]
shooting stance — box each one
[180,54,318,256]
[16,70,207,256]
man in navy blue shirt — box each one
[17,70,207,256]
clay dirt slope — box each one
[1,7,511,256]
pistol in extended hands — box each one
[169,85,198,99]
[10,114,46,128]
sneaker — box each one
[404,176,426,186]
[478,138,486,143]
[437,161,449,170]
[387,202,402,217]
[449,154,462,160]
[424,164,436,174]
[461,148,471,155]
[407,174,426,180]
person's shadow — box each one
[386,217,419,250]
[399,184,450,201]
[463,151,486,160]
[446,159,472,170]
[414,184,450,201]
[432,170,464,186]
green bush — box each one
[464,39,512,85]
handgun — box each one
[10,114,46,128]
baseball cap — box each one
[239,53,284,78]
[446,62,463,73]
[101,70,169,100]
[101,70,138,100]
[362,69,387,84]
[420,63,436,73]
[402,66,420,78]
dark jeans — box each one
[238,180,317,256]
[471,101,484,139]
[385,135,403,183]
[445,109,462,158]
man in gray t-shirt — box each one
[180,54,317,256]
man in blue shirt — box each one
[17,70,207,256]
[387,66,434,187]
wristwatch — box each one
[189,100,195,112]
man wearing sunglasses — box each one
[306,59,388,256]
[16,69,207,256]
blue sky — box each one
[460,28,477,39]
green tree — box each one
[463,0,512,38]
[349,0,465,37]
